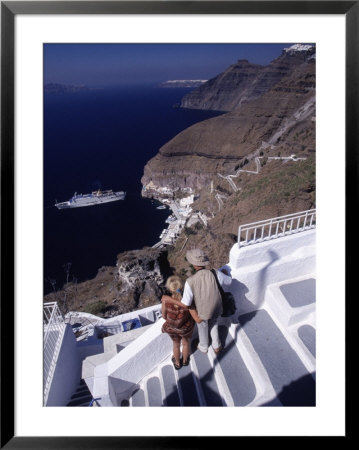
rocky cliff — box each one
[142,44,316,275]
[44,247,172,318]
[142,45,315,194]
[180,44,315,112]
[180,60,263,111]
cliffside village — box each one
[142,183,206,248]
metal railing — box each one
[43,302,66,404]
[238,209,316,247]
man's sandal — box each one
[171,356,182,370]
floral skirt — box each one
[162,319,195,342]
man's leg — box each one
[209,318,221,351]
[197,320,209,352]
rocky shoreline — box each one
[44,189,210,318]
[44,246,173,318]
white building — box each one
[179,194,194,207]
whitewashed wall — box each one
[45,325,81,406]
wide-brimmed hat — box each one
[186,248,210,267]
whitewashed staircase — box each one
[121,276,316,408]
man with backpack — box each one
[181,248,232,354]
[162,248,232,354]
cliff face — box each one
[116,247,172,311]
[180,46,315,112]
[44,248,172,318]
[142,45,316,274]
[180,60,263,111]
[142,47,315,193]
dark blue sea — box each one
[44,85,221,293]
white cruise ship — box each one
[55,189,126,209]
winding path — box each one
[214,153,307,211]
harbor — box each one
[142,182,209,249]
[151,193,197,249]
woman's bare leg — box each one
[182,337,191,363]
[173,340,181,365]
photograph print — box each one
[43,43,316,407]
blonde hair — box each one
[166,275,183,301]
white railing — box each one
[238,209,316,247]
[43,302,66,404]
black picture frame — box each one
[1,1,354,447]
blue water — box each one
[44,86,222,293]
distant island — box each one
[44,83,89,93]
[159,80,207,88]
